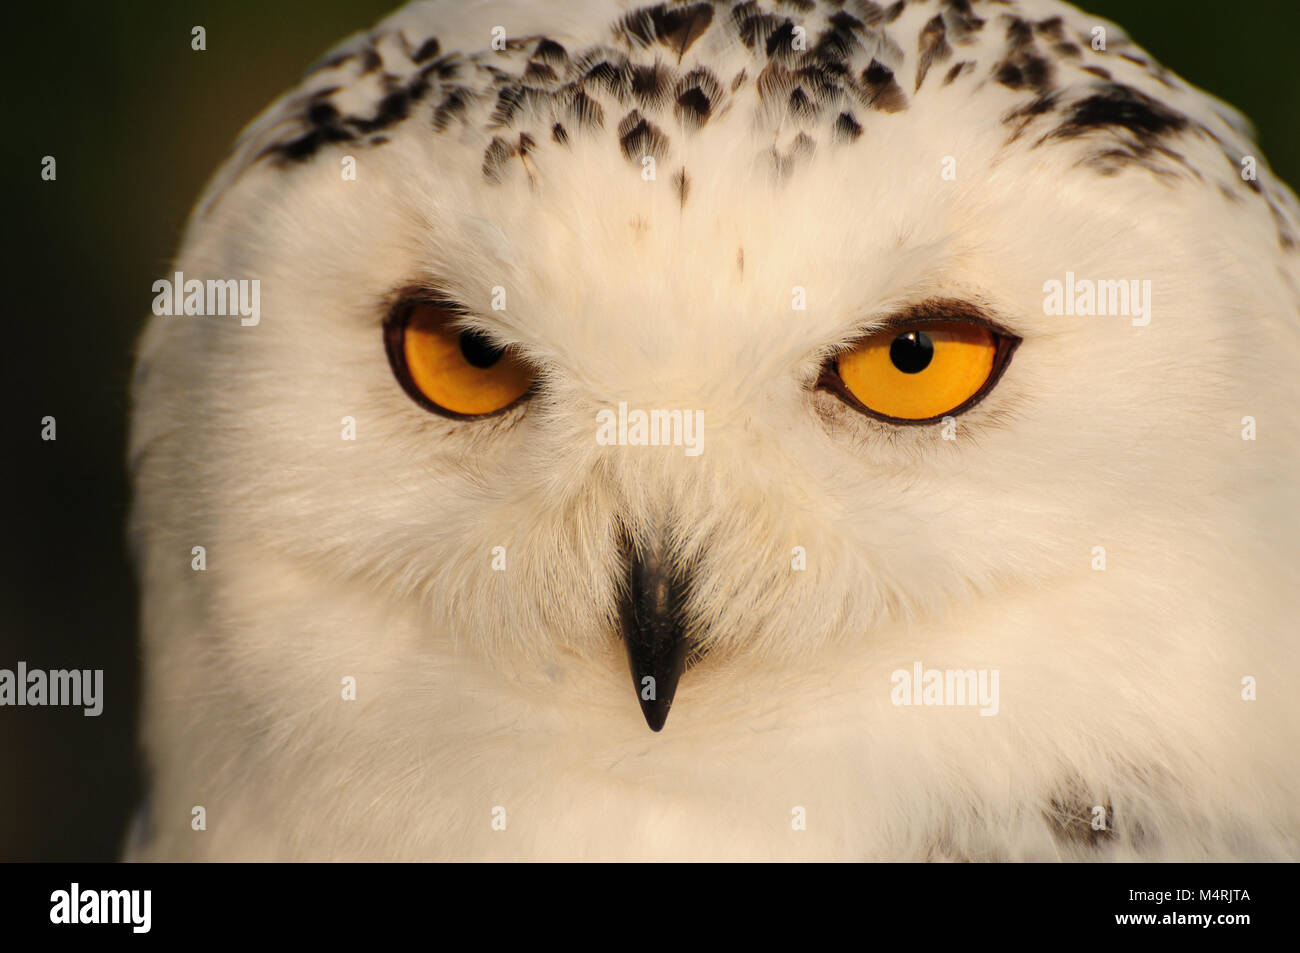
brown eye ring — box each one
[383,296,537,420]
[816,306,1022,426]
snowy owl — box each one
[128,0,1300,861]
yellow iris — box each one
[836,321,998,421]
[398,303,534,417]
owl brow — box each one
[384,283,468,317]
[851,298,1017,339]
[385,285,536,353]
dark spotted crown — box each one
[196,0,1297,251]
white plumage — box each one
[129,0,1300,860]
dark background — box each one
[3,0,1298,862]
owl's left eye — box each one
[384,299,535,419]
[820,311,1020,424]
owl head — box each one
[130,0,1300,860]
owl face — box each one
[130,0,1300,859]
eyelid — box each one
[846,301,1023,344]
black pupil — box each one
[459,330,505,369]
[889,330,934,374]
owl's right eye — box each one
[384,300,536,419]
[818,307,1020,425]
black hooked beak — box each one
[618,530,693,732]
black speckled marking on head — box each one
[231,0,1296,257]
[732,1,785,50]
[1005,90,1060,120]
[674,68,722,129]
[482,135,518,183]
[403,65,436,103]
[994,51,1053,92]
[350,88,412,134]
[523,60,559,84]
[757,61,794,105]
[425,54,463,83]
[307,98,340,126]
[266,2,918,172]
[412,36,441,63]
[943,60,974,86]
[564,85,607,130]
[915,14,951,92]
[1002,89,1061,143]
[789,85,816,119]
[630,61,675,109]
[618,109,672,161]
[432,86,474,131]
[673,167,691,207]
[615,3,716,60]
[943,0,986,42]
[479,63,515,85]
[533,38,569,67]
[756,59,843,123]
[812,11,867,63]
[833,110,864,142]
[481,131,536,183]
[1030,82,1209,184]
[1032,16,1065,42]
[1004,14,1034,50]
[765,20,803,63]
[273,91,358,162]
[849,0,886,27]
[861,59,907,112]
[798,61,846,100]
[993,16,1055,93]
[573,49,633,98]
[489,84,525,126]
[1049,82,1189,143]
